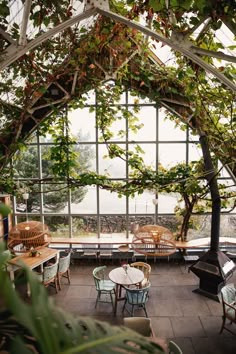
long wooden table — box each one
[50,236,236,248]
[8,247,59,294]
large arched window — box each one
[12,89,236,241]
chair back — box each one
[126,284,150,305]
[58,252,71,274]
[221,283,236,318]
[43,262,58,283]
[169,340,183,354]
[131,262,151,279]
[93,266,106,290]
[124,317,154,337]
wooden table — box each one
[109,266,144,315]
[8,247,59,294]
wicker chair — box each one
[57,251,71,290]
[37,262,59,293]
[137,224,174,241]
[92,266,116,310]
[220,283,236,335]
[130,262,151,288]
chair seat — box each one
[226,303,236,320]
[100,279,115,291]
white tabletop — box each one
[109,266,144,286]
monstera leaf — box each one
[0,245,164,354]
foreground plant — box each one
[0,245,164,354]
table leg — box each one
[114,284,119,315]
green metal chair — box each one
[169,340,183,354]
[122,284,150,317]
[92,266,116,310]
[220,283,236,335]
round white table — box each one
[109,266,144,315]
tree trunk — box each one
[199,134,221,251]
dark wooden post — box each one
[199,134,221,252]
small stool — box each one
[118,244,130,264]
[183,255,199,271]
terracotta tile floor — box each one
[51,259,236,354]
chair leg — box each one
[54,278,59,293]
[95,292,100,308]
[66,270,71,284]
[143,306,148,318]
[110,292,114,310]
[58,275,62,291]
[219,316,226,334]
[122,299,127,313]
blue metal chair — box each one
[92,266,116,310]
[122,284,150,317]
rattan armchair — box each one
[130,262,151,288]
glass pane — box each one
[129,106,156,141]
[72,216,98,237]
[39,120,63,143]
[129,191,155,214]
[220,214,236,236]
[128,92,155,104]
[158,193,179,214]
[219,179,236,212]
[159,143,186,167]
[82,89,96,104]
[13,145,39,178]
[98,144,126,177]
[14,215,41,224]
[100,215,127,233]
[76,144,96,172]
[100,190,126,214]
[188,143,202,162]
[42,184,68,213]
[41,145,53,178]
[218,161,231,178]
[44,215,69,238]
[69,107,96,142]
[71,186,97,214]
[98,117,126,142]
[159,109,186,141]
[128,143,156,168]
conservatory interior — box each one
[0,1,236,354]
